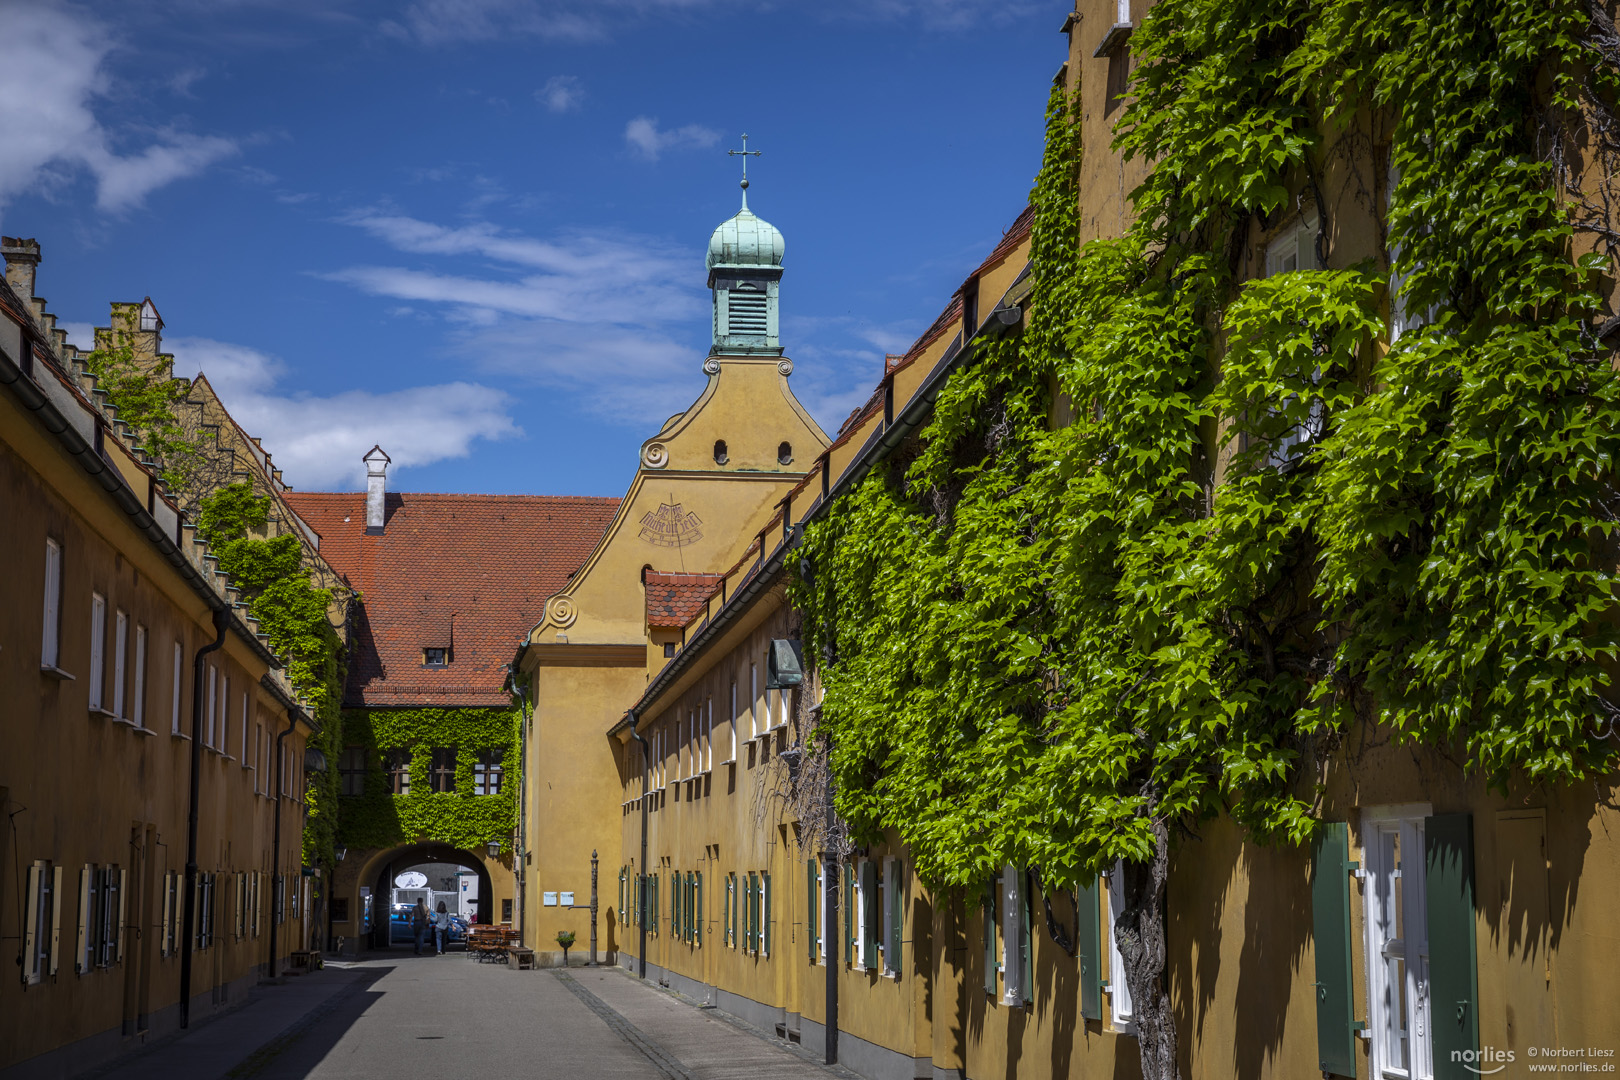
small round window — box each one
[777,441,793,465]
[714,440,729,465]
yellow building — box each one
[567,2,1620,1077]
[512,182,829,965]
[1,239,318,1075]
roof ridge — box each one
[285,491,620,502]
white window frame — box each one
[172,641,183,734]
[206,665,217,748]
[818,860,829,965]
[1107,862,1137,1034]
[132,625,147,728]
[221,674,230,752]
[728,679,738,763]
[1362,803,1434,1080]
[1262,214,1325,467]
[851,862,866,968]
[1000,865,1023,1007]
[704,697,713,771]
[23,860,60,984]
[750,662,759,738]
[88,593,107,711]
[240,693,250,765]
[113,610,128,719]
[42,538,62,669]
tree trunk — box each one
[1116,815,1180,1080]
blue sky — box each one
[1,0,1063,495]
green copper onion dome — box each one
[706,189,785,271]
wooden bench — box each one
[507,947,536,970]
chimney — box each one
[2,237,42,302]
[364,445,391,534]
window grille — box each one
[388,749,411,794]
[339,746,366,796]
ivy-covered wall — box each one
[336,706,521,853]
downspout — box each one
[179,607,229,1029]
[268,707,297,979]
[508,666,531,943]
[628,719,651,980]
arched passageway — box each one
[360,842,495,950]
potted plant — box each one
[556,930,576,967]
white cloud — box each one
[624,116,719,162]
[167,336,521,489]
[0,3,239,216]
[326,211,717,426]
[536,75,583,114]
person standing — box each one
[411,899,428,956]
[434,900,450,955]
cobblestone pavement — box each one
[103,952,857,1080]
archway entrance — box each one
[364,842,495,950]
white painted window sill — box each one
[89,706,117,718]
[172,730,190,740]
[41,664,76,681]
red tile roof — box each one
[644,571,725,628]
[281,491,619,708]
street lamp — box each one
[487,840,500,859]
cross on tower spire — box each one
[727,133,761,207]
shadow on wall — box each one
[1167,815,1309,1080]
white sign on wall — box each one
[560,892,575,906]
[394,871,428,889]
[543,892,559,906]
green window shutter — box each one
[1310,822,1357,1077]
[763,872,772,956]
[743,875,750,951]
[696,872,703,946]
[1019,870,1033,1004]
[861,860,878,971]
[652,874,659,935]
[888,861,903,980]
[1426,813,1480,1079]
[1077,876,1101,1020]
[746,873,756,952]
[982,880,997,997]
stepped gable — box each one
[282,490,619,708]
[644,571,726,628]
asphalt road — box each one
[240,954,662,1080]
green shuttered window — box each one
[1426,813,1480,1079]
[1311,822,1357,1077]
[1077,876,1101,1021]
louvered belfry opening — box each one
[728,284,768,336]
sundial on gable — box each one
[639,503,704,548]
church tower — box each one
[706,169,784,356]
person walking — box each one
[411,899,428,956]
[434,900,450,955]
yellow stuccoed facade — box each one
[515,352,828,963]
[0,267,316,1076]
